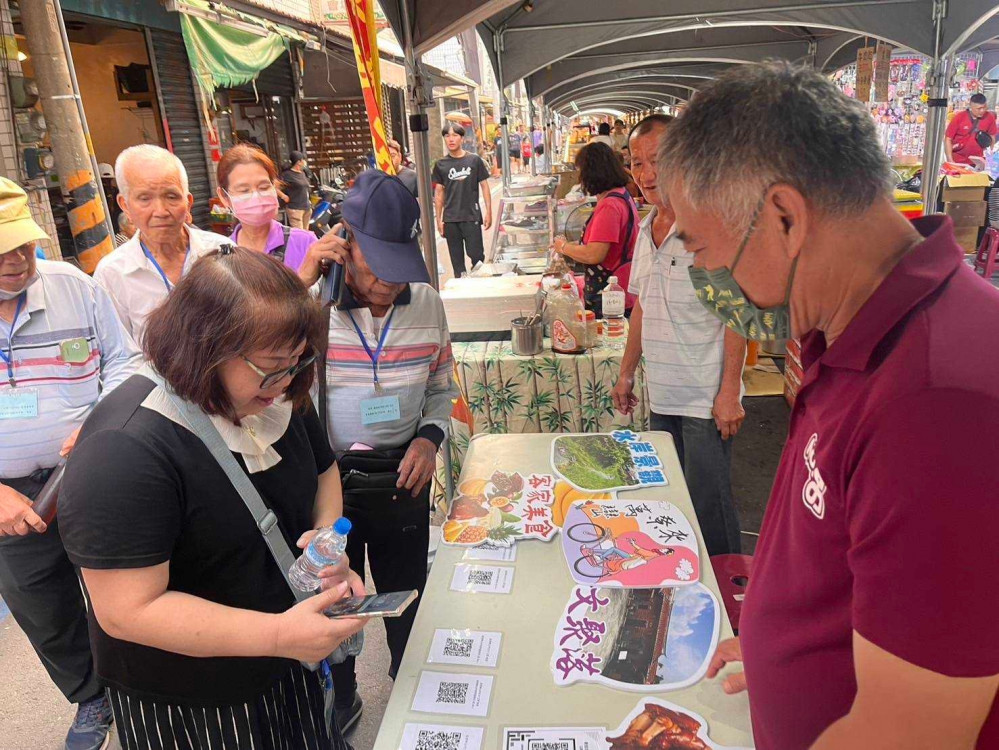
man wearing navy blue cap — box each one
[300,170,458,733]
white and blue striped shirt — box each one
[629,208,735,420]
[0,260,139,477]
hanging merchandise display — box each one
[551,584,720,692]
[560,499,700,588]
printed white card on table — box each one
[504,726,609,750]
[399,722,484,750]
[450,564,514,594]
[428,629,502,668]
[463,545,517,563]
[411,671,494,717]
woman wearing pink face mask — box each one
[217,145,315,272]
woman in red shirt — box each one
[554,142,640,316]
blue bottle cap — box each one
[333,517,352,535]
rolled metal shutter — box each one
[234,51,295,97]
[147,29,212,228]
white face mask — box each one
[0,271,38,301]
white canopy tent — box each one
[379,0,999,277]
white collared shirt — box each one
[94,225,230,344]
[0,260,140,477]
[629,207,734,419]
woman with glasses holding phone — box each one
[58,247,365,750]
[217,144,317,272]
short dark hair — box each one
[442,123,466,137]
[629,113,674,142]
[143,247,325,424]
[614,119,625,127]
[535,144,545,156]
[970,93,988,105]
[575,142,629,195]
[597,122,611,136]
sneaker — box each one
[334,691,363,735]
[65,694,113,750]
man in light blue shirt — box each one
[0,178,138,750]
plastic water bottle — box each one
[289,517,364,661]
[601,275,626,350]
[289,517,353,592]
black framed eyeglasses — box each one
[242,349,318,389]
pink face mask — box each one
[228,190,278,227]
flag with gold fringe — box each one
[344,0,395,175]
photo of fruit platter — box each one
[442,470,559,547]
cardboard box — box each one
[953,226,980,253]
[941,173,993,202]
[944,200,988,227]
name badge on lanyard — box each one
[348,308,401,424]
[141,241,184,291]
[0,293,38,419]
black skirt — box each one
[107,663,349,750]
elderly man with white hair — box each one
[94,145,228,342]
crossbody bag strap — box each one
[144,371,310,604]
[273,225,291,263]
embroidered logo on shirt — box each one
[802,433,827,520]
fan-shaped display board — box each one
[552,584,720,692]
[606,698,754,750]
[561,499,699,588]
[552,431,668,493]
[443,471,557,547]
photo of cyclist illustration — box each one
[432,123,492,277]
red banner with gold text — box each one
[345,0,395,174]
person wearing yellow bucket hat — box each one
[0,177,139,750]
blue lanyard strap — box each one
[346,307,396,388]
[0,293,27,386]
[140,241,180,291]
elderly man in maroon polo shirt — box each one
[660,62,999,749]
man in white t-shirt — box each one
[612,115,746,555]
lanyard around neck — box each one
[140,241,186,292]
[0,293,27,386]
[346,307,397,389]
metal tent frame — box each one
[383,0,999,255]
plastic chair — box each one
[974,227,999,279]
[711,554,753,634]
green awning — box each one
[178,0,290,100]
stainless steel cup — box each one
[511,316,544,356]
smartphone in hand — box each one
[324,590,418,619]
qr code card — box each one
[503,727,609,750]
[411,671,494,717]
[428,629,502,667]
[400,723,484,750]
[450,564,514,594]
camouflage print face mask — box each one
[687,192,797,343]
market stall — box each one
[377,432,753,750]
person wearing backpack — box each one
[553,141,640,317]
[945,93,997,165]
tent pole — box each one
[398,0,440,288]
[528,92,537,176]
[496,33,511,191]
[921,0,950,212]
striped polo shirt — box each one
[324,283,458,452]
[0,260,139,477]
[629,208,732,420]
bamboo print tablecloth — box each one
[434,339,650,504]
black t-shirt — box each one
[280,168,312,209]
[431,153,490,223]
[59,375,335,706]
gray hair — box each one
[658,61,892,230]
[114,144,189,199]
